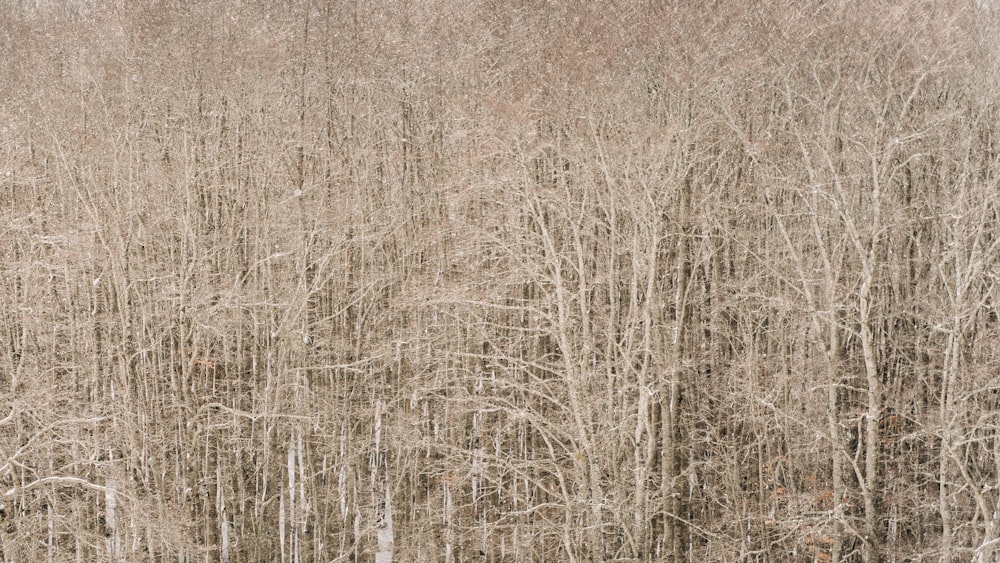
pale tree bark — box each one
[375,483,394,563]
[664,171,693,562]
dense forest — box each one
[1,1,999,561]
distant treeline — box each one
[1,1,998,561]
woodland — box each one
[1,1,1000,561]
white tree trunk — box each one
[376,484,394,563]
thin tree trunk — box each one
[827,343,844,563]
[860,269,882,563]
[664,177,691,561]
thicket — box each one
[1,1,999,561]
